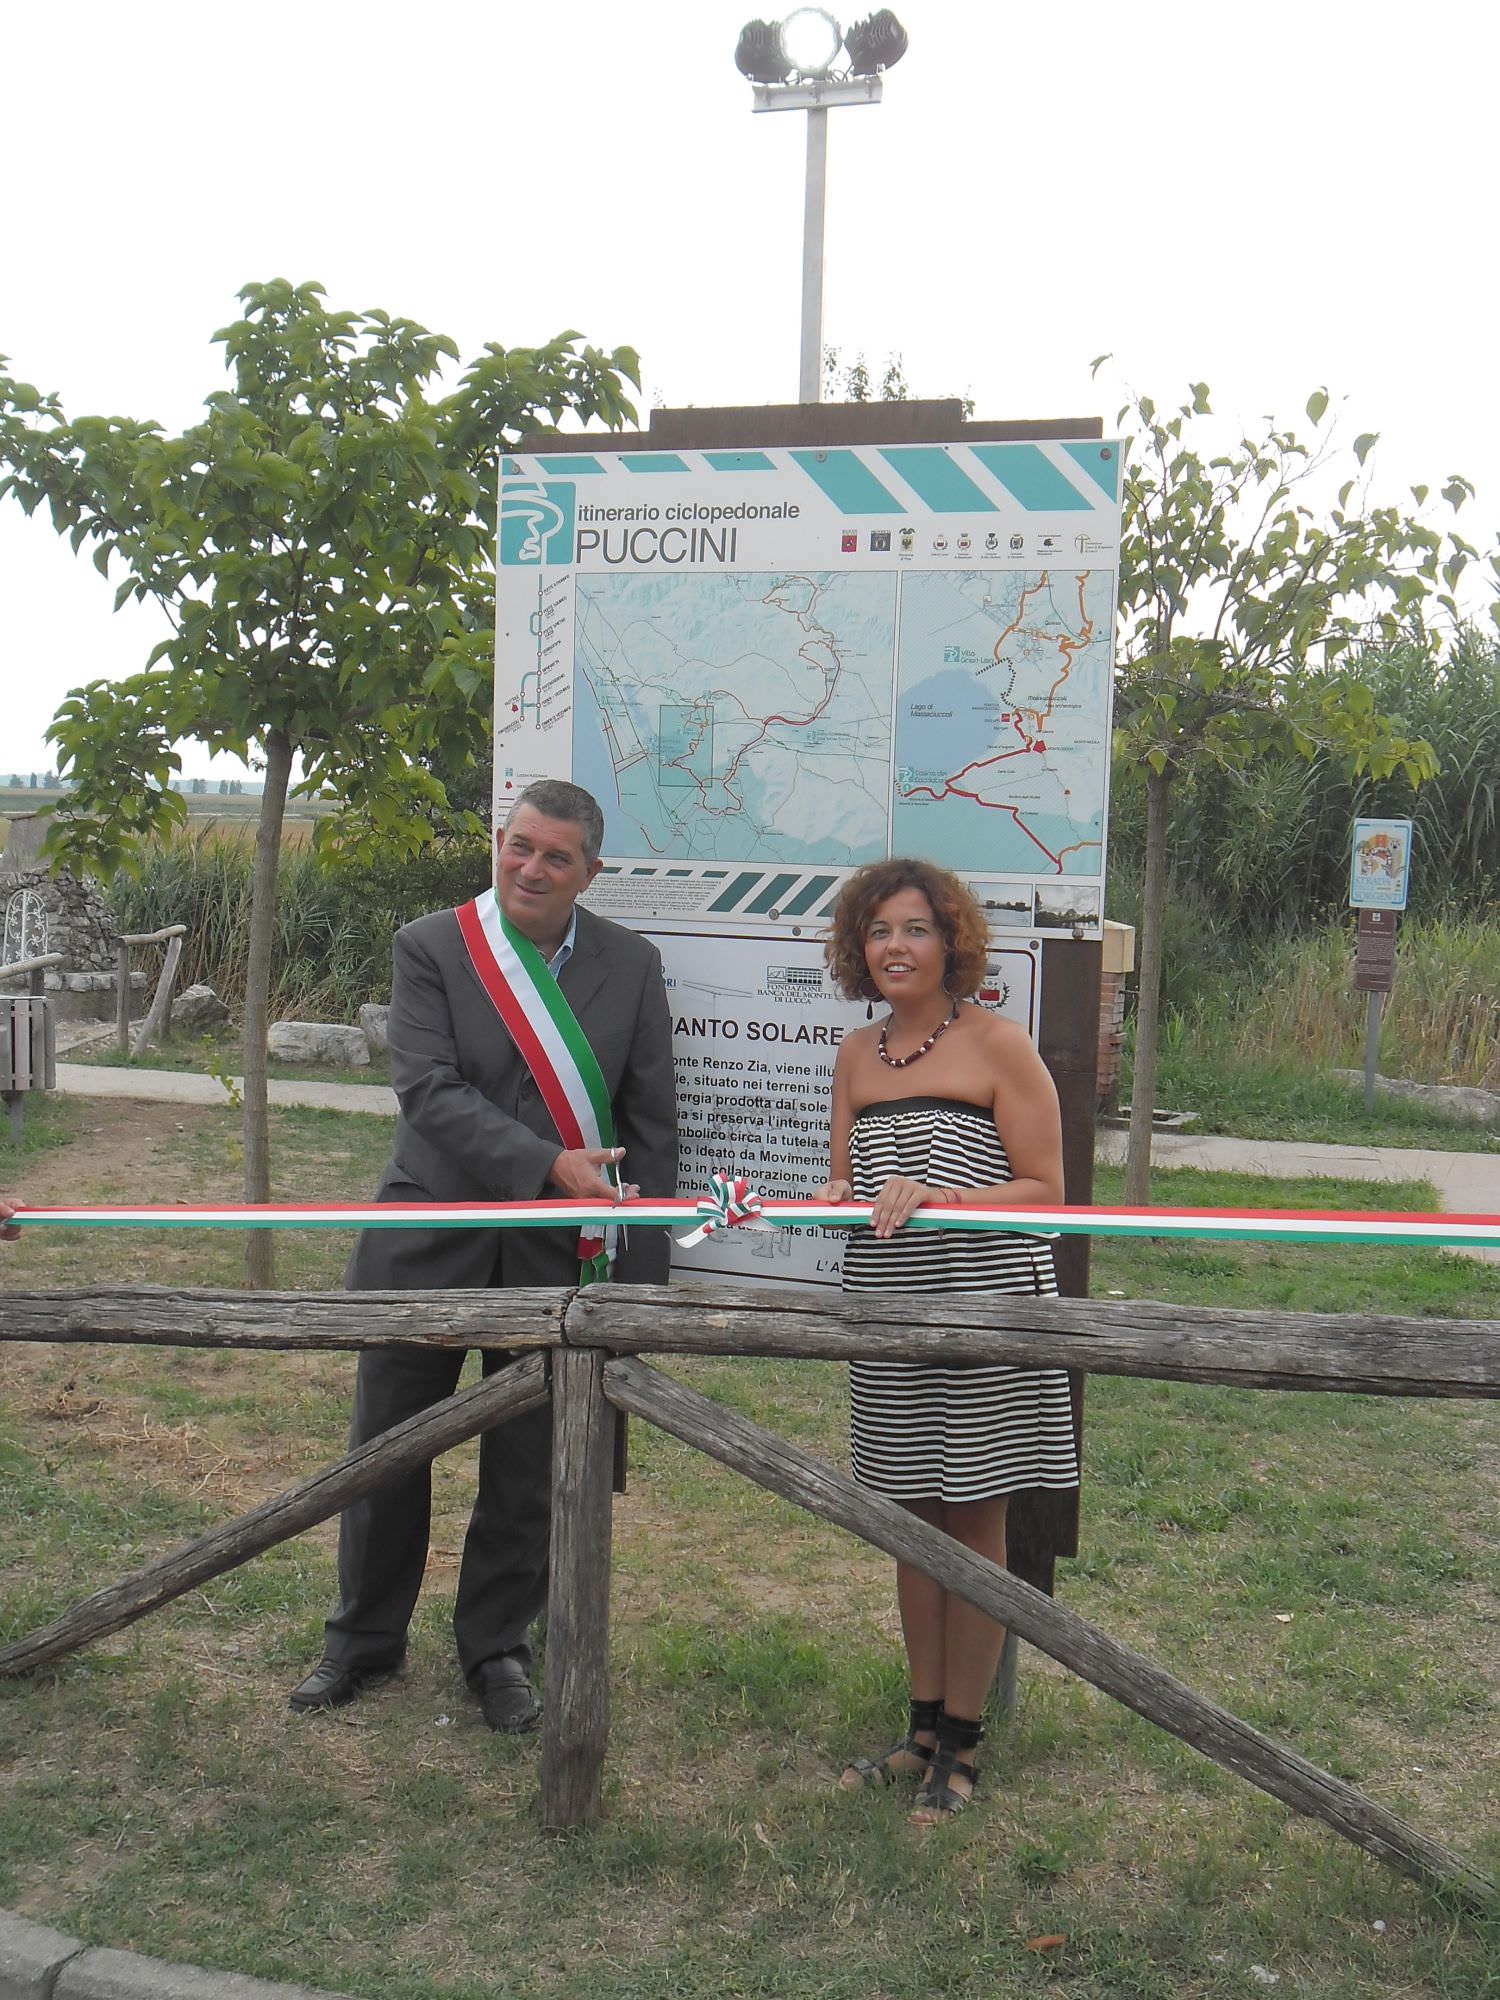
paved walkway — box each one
[54,1061,399,1116]
[1093,1127,1500,1224]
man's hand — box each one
[546,1146,628,1203]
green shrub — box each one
[106,827,491,1019]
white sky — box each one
[3,0,1495,775]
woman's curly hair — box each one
[824,858,990,1002]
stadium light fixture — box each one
[780,8,843,76]
[845,9,908,75]
[735,9,909,403]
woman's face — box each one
[863,887,947,1003]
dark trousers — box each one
[321,1342,553,1687]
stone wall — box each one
[0,870,117,978]
[1,813,117,978]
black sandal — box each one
[840,1696,941,1789]
[911,1709,983,1820]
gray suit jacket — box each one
[347,901,677,1293]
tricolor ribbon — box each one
[673,1173,767,1247]
[6,1191,1499,1252]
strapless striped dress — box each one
[842,1096,1079,1502]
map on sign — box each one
[572,571,895,865]
[568,565,1111,880]
[892,569,1114,875]
[495,436,1122,934]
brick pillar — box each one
[1096,922,1135,1112]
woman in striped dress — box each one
[817,859,1078,1822]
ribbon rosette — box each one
[675,1173,766,1248]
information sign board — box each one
[1350,817,1413,911]
[494,433,1123,1285]
[1353,908,1398,994]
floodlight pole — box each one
[752,74,883,405]
[800,107,829,403]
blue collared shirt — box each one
[547,909,579,980]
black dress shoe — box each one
[288,1656,399,1713]
[475,1655,541,1733]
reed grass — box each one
[106,826,490,1021]
[1192,917,1500,1091]
[1109,629,1500,928]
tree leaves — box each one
[1106,372,1489,1203]
[1,284,638,861]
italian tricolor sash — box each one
[454,888,616,1284]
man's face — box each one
[495,804,601,946]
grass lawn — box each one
[0,1100,1497,1999]
[1138,1048,1499,1153]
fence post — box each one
[115,942,131,1053]
[541,1347,616,1830]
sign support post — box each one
[1349,819,1412,1117]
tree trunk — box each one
[1123,764,1172,1206]
[242,727,293,1289]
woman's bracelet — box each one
[942,1186,963,1206]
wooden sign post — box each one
[1349,818,1412,1116]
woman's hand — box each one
[867,1176,936,1240]
[0,1199,21,1243]
[814,1178,854,1202]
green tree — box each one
[1106,370,1483,1202]
[0,279,639,1284]
[1109,623,1500,930]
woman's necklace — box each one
[877,1000,958,1069]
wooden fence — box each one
[1,1280,1496,1906]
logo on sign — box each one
[499,482,576,566]
[841,532,859,553]
[870,530,891,552]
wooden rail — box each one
[3,1282,1497,1398]
[113,924,187,1053]
[0,1282,1494,1906]
[0,951,65,997]
[602,1354,1494,1904]
[0,1359,548,1676]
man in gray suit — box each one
[289,779,676,1730]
